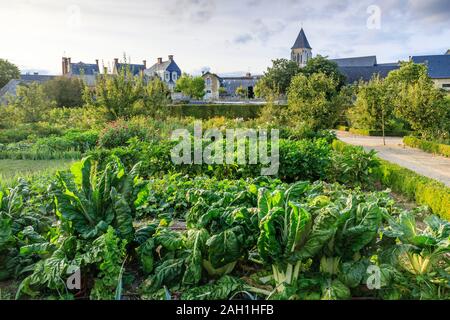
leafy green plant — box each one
[54,156,143,241]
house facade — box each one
[0,74,56,104]
[145,55,181,91]
[202,72,221,100]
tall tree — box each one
[287,72,345,130]
[0,59,20,89]
[42,76,84,108]
[256,59,301,98]
[175,74,205,100]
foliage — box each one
[287,72,346,130]
[235,86,248,99]
[54,156,143,241]
[175,74,205,100]
[84,68,170,121]
[348,76,395,132]
[98,119,148,149]
[0,59,20,89]
[255,59,301,98]
[90,227,128,300]
[330,140,380,188]
[301,55,346,88]
[403,136,450,158]
[7,83,56,123]
[386,62,449,140]
[42,76,84,108]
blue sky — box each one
[1,0,449,76]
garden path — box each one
[335,131,450,187]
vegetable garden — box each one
[0,121,448,300]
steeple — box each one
[291,28,312,68]
[292,28,312,50]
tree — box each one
[175,74,205,100]
[235,85,248,99]
[84,68,146,120]
[0,59,20,89]
[42,76,84,108]
[256,59,301,98]
[9,82,55,123]
[142,77,171,118]
[348,76,394,145]
[287,72,345,130]
[386,61,449,139]
[301,55,346,88]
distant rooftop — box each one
[411,54,450,79]
[331,56,377,67]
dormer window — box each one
[172,72,178,81]
[165,71,170,82]
[206,77,211,86]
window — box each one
[443,84,450,88]
[165,71,170,82]
[206,77,211,86]
[207,90,211,93]
[172,72,178,81]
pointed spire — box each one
[292,28,312,50]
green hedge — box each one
[348,128,411,137]
[333,140,450,221]
[168,104,266,119]
[403,136,450,158]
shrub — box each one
[98,119,149,149]
[333,140,450,220]
[330,140,380,188]
[34,130,99,153]
[403,136,450,158]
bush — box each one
[0,123,63,144]
[330,140,380,188]
[98,119,149,149]
[168,104,264,120]
[403,136,450,157]
[348,128,411,137]
[333,140,450,220]
[34,130,99,153]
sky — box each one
[0,0,449,76]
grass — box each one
[0,159,75,188]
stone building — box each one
[202,72,221,101]
[291,28,312,68]
[144,55,182,91]
[62,57,100,86]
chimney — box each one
[246,72,251,78]
[95,59,99,68]
[143,60,147,69]
[157,57,163,64]
[114,58,119,65]
[62,57,67,75]
[168,55,174,61]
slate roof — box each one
[411,54,450,79]
[0,75,56,103]
[147,61,172,74]
[219,75,263,96]
[20,74,56,81]
[115,63,145,76]
[69,62,99,75]
[338,65,400,84]
[331,56,377,67]
[292,28,312,50]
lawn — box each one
[0,159,74,187]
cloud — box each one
[166,0,217,23]
[233,34,253,44]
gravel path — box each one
[335,131,450,187]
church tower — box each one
[291,28,312,68]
